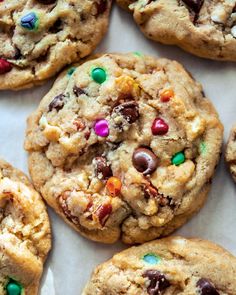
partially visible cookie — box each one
[82,236,236,294]
[117,0,236,61]
[225,124,236,182]
[0,159,51,295]
[25,53,223,244]
[0,0,111,90]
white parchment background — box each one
[0,5,236,294]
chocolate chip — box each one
[94,156,113,179]
[95,0,108,16]
[48,94,65,112]
[73,86,86,97]
[143,270,170,295]
[182,0,204,13]
[196,278,219,295]
[114,101,139,124]
[132,148,158,176]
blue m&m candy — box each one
[21,12,39,30]
[142,253,161,265]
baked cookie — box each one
[225,124,236,182]
[0,159,51,295]
[117,0,236,61]
[82,236,236,294]
[0,0,111,90]
[24,53,223,244]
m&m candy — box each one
[91,68,107,84]
[143,253,161,265]
[106,177,122,196]
[151,118,169,135]
[0,58,12,74]
[6,280,22,295]
[171,152,185,166]
[21,12,38,30]
[160,89,174,102]
[94,119,109,137]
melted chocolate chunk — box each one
[182,0,204,13]
[143,270,170,295]
[132,148,158,176]
[196,278,219,295]
[48,94,65,112]
[114,101,139,124]
[94,156,113,179]
[73,86,86,97]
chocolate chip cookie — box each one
[0,159,51,295]
[25,53,223,244]
[117,0,236,61]
[0,0,111,90]
[82,236,236,294]
[225,124,236,182]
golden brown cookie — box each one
[0,0,111,90]
[25,53,223,244]
[83,236,236,294]
[117,0,236,61]
[225,124,236,182]
[0,159,51,295]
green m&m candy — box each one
[171,151,185,166]
[91,68,107,84]
[6,280,22,295]
[142,253,161,265]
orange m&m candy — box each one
[160,89,174,102]
[106,177,122,196]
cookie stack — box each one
[0,0,236,294]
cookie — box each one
[0,159,51,295]
[82,236,236,294]
[0,0,111,90]
[225,124,236,182]
[24,53,223,244]
[117,0,236,61]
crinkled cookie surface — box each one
[82,236,236,295]
[25,53,223,244]
[225,124,236,182]
[0,159,51,295]
[117,0,236,61]
[0,0,111,90]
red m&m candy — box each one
[151,118,169,135]
[0,58,12,74]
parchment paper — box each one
[0,5,236,294]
